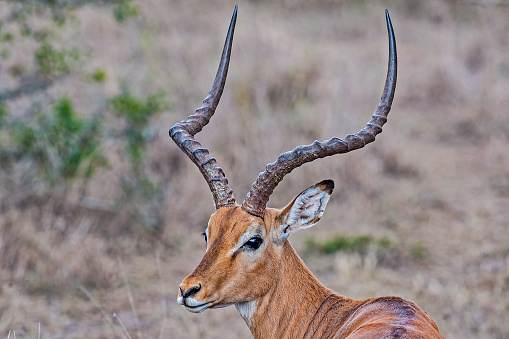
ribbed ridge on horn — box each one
[169,5,238,209]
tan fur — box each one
[178,187,444,339]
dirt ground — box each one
[1,0,508,338]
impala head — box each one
[171,5,396,314]
[177,180,334,313]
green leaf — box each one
[90,69,107,83]
[114,2,139,23]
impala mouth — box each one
[177,296,214,313]
[183,302,213,313]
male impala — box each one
[171,5,443,339]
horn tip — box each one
[385,9,394,32]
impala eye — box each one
[201,232,207,243]
[242,237,263,250]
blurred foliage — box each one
[35,42,80,77]
[110,88,168,173]
[109,88,170,230]
[89,68,107,83]
[305,234,373,255]
[8,96,105,184]
[0,104,5,120]
[0,0,168,231]
[411,242,428,261]
[2,0,137,25]
[305,233,430,268]
[0,0,138,100]
[113,2,139,22]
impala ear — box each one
[277,180,334,241]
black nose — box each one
[180,284,201,298]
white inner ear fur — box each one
[280,186,331,237]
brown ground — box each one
[1,0,508,338]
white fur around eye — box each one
[231,230,252,253]
[281,186,330,235]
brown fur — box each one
[179,198,444,339]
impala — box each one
[171,5,443,339]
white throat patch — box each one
[235,300,256,326]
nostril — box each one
[182,283,201,298]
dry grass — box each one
[1,0,509,338]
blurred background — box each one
[0,0,508,338]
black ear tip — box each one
[318,179,334,194]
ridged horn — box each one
[169,5,238,209]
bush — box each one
[110,88,169,173]
[8,95,105,187]
[305,234,373,255]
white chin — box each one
[183,302,212,313]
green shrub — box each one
[0,0,166,231]
[90,69,107,83]
[304,234,426,267]
[305,234,373,255]
[35,41,79,77]
[11,95,105,185]
[110,88,168,172]
[0,105,6,121]
[114,2,139,23]
[108,88,169,229]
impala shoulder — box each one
[358,297,443,338]
[369,296,420,317]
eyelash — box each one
[201,232,207,243]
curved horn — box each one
[242,9,397,218]
[169,5,237,209]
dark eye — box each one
[242,237,263,250]
[201,232,207,243]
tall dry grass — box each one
[1,0,509,338]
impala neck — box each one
[236,241,349,339]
